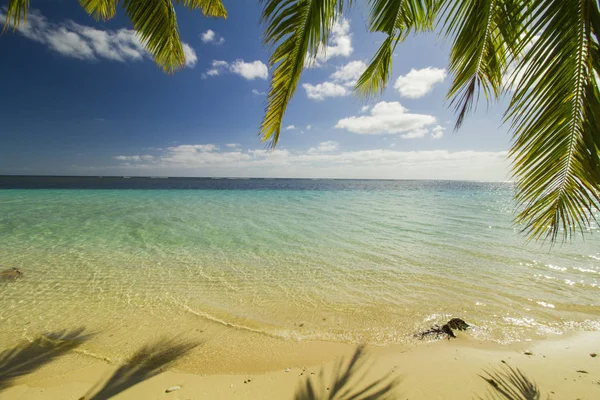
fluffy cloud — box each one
[114,155,154,161]
[306,125,312,130]
[303,60,366,101]
[330,60,367,87]
[431,125,444,139]
[394,67,446,98]
[335,101,437,136]
[0,10,197,68]
[252,89,266,95]
[307,141,339,154]
[105,143,510,181]
[204,59,268,80]
[225,143,240,148]
[306,19,353,67]
[201,29,224,45]
[285,125,296,130]
[230,60,268,80]
[303,82,349,101]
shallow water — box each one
[0,177,599,366]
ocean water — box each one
[0,177,599,366]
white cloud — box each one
[225,143,241,149]
[105,144,510,181]
[114,155,154,161]
[308,141,339,154]
[182,44,197,67]
[303,82,349,101]
[230,60,268,80]
[285,125,296,130]
[394,67,446,98]
[252,89,266,95]
[335,101,437,136]
[201,29,224,44]
[431,125,444,139]
[212,60,228,68]
[0,10,197,68]
[306,124,312,130]
[305,19,353,67]
[303,60,366,101]
[330,60,367,87]
[203,59,269,80]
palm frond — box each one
[294,345,400,400]
[79,0,118,21]
[122,0,184,74]
[355,0,438,98]
[259,0,344,147]
[443,0,524,130]
[507,0,600,241]
[3,0,30,32]
[174,0,228,18]
[355,35,397,97]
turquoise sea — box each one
[0,177,599,367]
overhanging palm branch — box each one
[2,0,30,32]
[5,0,227,72]
[259,0,349,147]
[442,0,523,129]
[261,0,600,242]
[356,0,438,98]
[508,0,600,241]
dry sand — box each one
[1,331,599,399]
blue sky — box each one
[0,1,513,180]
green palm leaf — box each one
[3,0,30,31]
[175,0,228,18]
[356,0,438,98]
[78,0,118,21]
[508,0,600,241]
[122,0,184,74]
[443,0,523,129]
[260,0,347,147]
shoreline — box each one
[2,330,599,399]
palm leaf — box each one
[442,0,524,130]
[175,0,228,18]
[355,0,438,98]
[3,0,30,31]
[507,0,600,241]
[122,0,184,74]
[79,0,118,21]
[260,0,346,147]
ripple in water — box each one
[0,178,599,363]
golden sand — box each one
[1,330,598,399]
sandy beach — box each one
[1,330,598,399]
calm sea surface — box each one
[0,176,599,363]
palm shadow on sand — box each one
[479,363,542,400]
[85,338,198,400]
[0,327,91,391]
[294,345,400,400]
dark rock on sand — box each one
[415,318,470,340]
[0,267,24,281]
